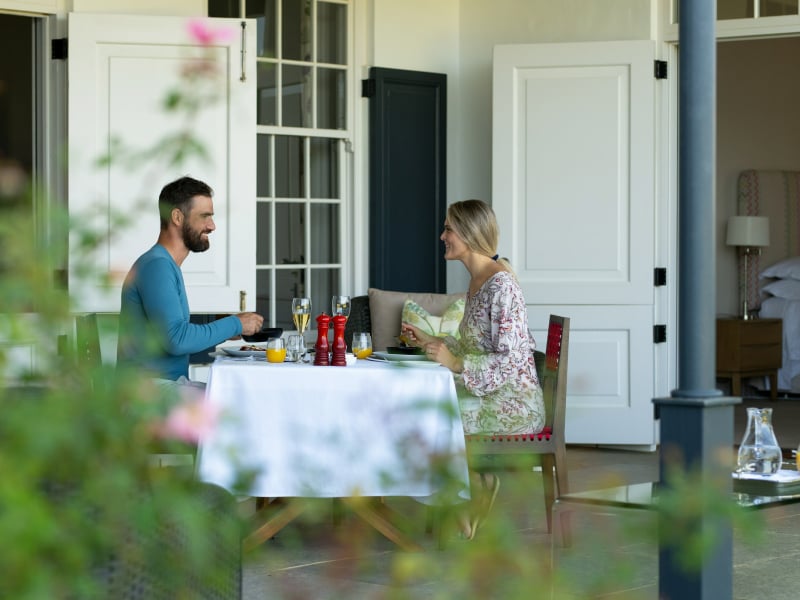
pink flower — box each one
[158,395,221,444]
[186,18,236,46]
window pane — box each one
[281,0,312,61]
[208,0,238,18]
[718,0,754,19]
[276,268,304,329]
[310,268,337,321]
[247,1,277,57]
[275,202,305,265]
[310,138,339,198]
[256,202,272,264]
[317,67,345,130]
[275,136,304,197]
[310,203,339,263]
[257,62,277,125]
[256,134,272,196]
[282,65,312,127]
[760,0,798,16]
[256,269,272,324]
[317,2,347,64]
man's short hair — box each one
[158,176,213,229]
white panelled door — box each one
[493,41,663,446]
[68,13,256,313]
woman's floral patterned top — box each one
[445,271,545,435]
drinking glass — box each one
[265,337,286,363]
[286,334,305,362]
[352,332,372,359]
[291,297,312,335]
[331,295,351,319]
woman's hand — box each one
[422,339,461,372]
[400,323,433,348]
[401,323,462,372]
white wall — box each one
[457,0,652,204]
[365,0,462,289]
[366,0,652,292]
[69,0,203,15]
[716,37,800,315]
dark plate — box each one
[386,346,424,355]
[242,327,283,343]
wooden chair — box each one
[75,313,102,370]
[465,314,571,538]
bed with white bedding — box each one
[760,295,800,392]
[737,170,800,393]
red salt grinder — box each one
[330,314,347,366]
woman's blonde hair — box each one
[447,199,515,275]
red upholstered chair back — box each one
[542,315,569,437]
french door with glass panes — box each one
[210,0,351,332]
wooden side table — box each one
[716,318,782,400]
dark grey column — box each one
[652,1,739,598]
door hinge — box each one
[361,78,375,98]
[653,324,667,344]
[654,267,667,287]
[654,60,667,79]
[51,38,68,60]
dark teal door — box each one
[367,67,447,293]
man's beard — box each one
[182,221,210,252]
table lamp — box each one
[726,215,770,320]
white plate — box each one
[221,345,268,358]
[394,360,441,368]
[372,351,430,362]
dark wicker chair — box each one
[96,482,242,599]
[71,316,241,596]
[344,295,372,351]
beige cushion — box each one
[368,288,467,351]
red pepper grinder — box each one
[314,313,330,366]
[331,314,347,366]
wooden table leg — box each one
[243,499,307,552]
[341,497,424,552]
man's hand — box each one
[236,312,264,335]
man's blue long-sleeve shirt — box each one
[117,244,241,380]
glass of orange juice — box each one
[265,337,287,363]
[352,332,372,359]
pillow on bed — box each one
[760,256,800,280]
[761,278,800,300]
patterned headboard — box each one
[737,169,800,310]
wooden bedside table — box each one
[716,318,782,400]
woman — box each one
[401,199,545,538]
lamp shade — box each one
[726,215,770,247]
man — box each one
[117,176,263,381]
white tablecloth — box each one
[196,358,470,504]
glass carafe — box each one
[737,407,782,475]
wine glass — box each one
[331,295,351,319]
[291,297,312,336]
